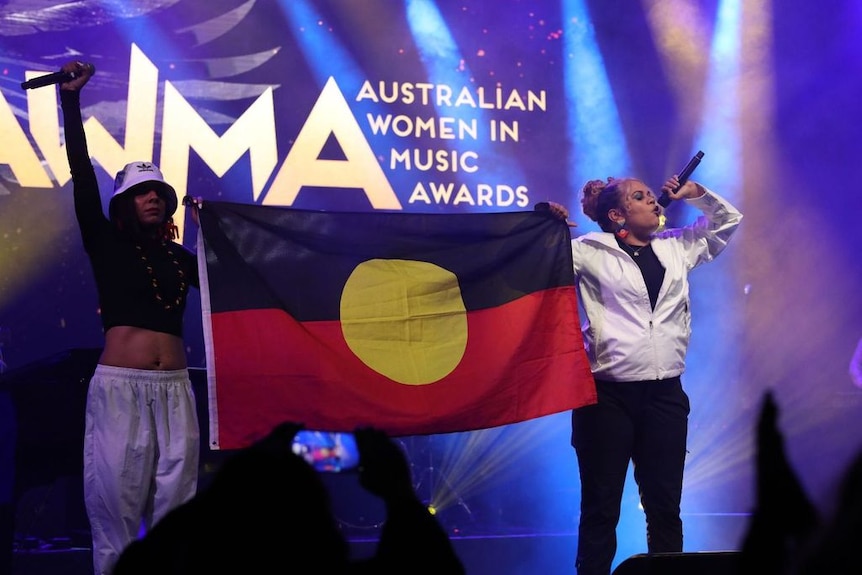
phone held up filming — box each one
[291,430,360,473]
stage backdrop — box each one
[3,1,862,570]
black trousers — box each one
[571,377,690,575]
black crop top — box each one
[61,90,199,337]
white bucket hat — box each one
[109,161,178,220]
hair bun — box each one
[581,179,607,198]
[580,178,609,221]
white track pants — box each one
[83,365,200,575]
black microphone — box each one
[658,150,704,208]
[20,63,95,90]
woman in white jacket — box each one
[544,174,742,575]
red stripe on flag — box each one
[209,287,595,449]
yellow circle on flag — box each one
[340,259,468,385]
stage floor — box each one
[11,513,748,575]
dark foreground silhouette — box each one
[114,423,465,575]
[738,391,862,575]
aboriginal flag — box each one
[198,201,595,450]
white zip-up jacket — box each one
[571,187,742,382]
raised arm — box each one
[58,61,106,248]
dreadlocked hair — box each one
[162,219,179,241]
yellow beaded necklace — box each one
[135,242,188,310]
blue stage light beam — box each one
[562,0,631,229]
[405,0,526,210]
[676,0,747,515]
[277,0,364,89]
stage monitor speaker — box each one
[612,551,741,575]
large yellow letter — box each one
[264,76,400,209]
[0,87,53,188]
[160,83,278,239]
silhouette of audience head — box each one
[114,421,349,574]
[114,421,466,575]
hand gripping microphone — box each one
[658,150,704,208]
[20,63,96,90]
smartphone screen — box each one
[291,430,360,472]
